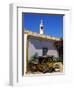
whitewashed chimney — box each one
[40,19,44,34]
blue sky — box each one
[23,13,63,38]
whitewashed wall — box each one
[28,37,59,60]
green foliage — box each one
[31,53,38,60]
[60,37,63,41]
[29,52,39,65]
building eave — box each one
[24,31,60,41]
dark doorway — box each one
[43,47,48,56]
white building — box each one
[24,20,61,73]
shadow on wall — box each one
[29,37,57,50]
[28,37,59,59]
